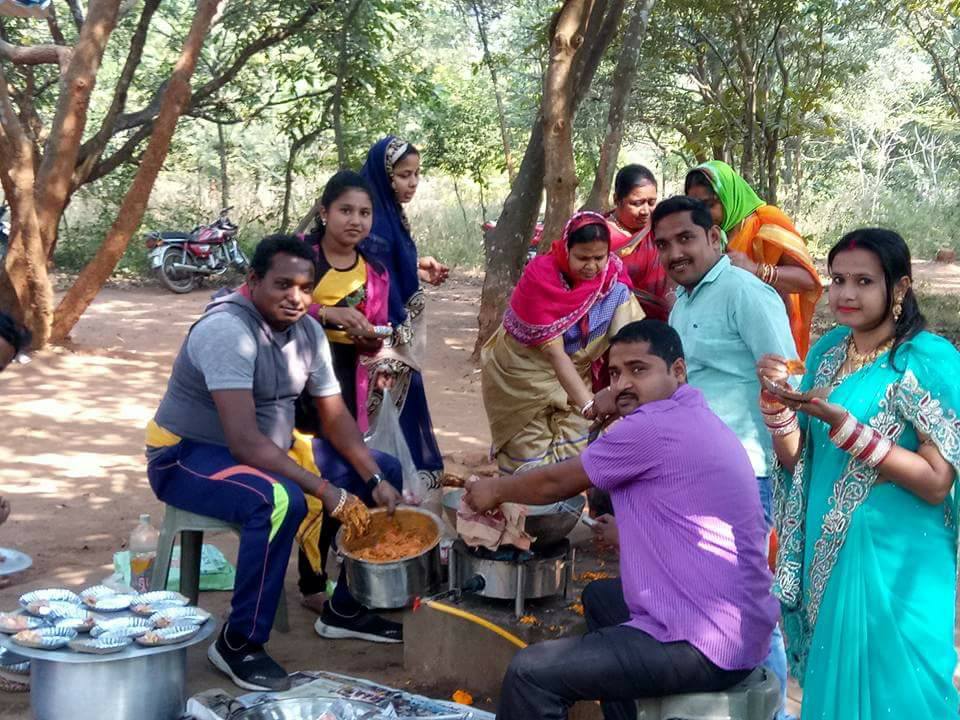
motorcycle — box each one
[145,207,248,294]
[0,205,9,264]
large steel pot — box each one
[442,489,585,546]
[336,507,442,609]
[229,697,384,720]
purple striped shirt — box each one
[580,383,778,670]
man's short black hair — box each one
[650,195,714,234]
[609,319,684,366]
[250,234,316,278]
[0,310,31,354]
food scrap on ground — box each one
[568,602,584,616]
[577,570,612,582]
[452,689,474,705]
[518,614,539,626]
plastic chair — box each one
[151,506,290,633]
[635,667,780,720]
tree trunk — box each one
[469,0,515,183]
[217,121,230,209]
[280,129,322,233]
[473,118,546,357]
[473,1,624,356]
[332,0,364,168]
[452,176,470,229]
[582,0,656,212]
[35,0,123,257]
[50,0,222,342]
[539,0,596,252]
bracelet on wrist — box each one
[580,399,595,417]
[331,488,347,516]
[829,414,894,468]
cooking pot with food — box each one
[336,507,442,609]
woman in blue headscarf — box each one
[360,136,448,493]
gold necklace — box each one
[835,334,894,383]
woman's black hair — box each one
[566,222,611,249]
[307,170,373,241]
[827,228,926,370]
[613,164,657,202]
[0,310,31,355]
[684,169,716,198]
[395,142,420,166]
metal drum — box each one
[32,648,187,720]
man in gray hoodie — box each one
[146,235,399,691]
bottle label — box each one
[131,553,155,593]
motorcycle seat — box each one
[157,231,194,240]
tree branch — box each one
[35,0,122,255]
[73,0,163,188]
[0,38,72,70]
[85,0,330,180]
[66,0,85,30]
[84,123,154,184]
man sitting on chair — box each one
[464,319,778,720]
[145,235,400,691]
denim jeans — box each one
[758,475,791,720]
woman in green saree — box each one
[756,228,960,719]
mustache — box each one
[616,390,638,403]
[668,257,692,269]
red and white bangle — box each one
[829,414,893,468]
[829,413,859,448]
[762,400,798,436]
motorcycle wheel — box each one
[234,246,249,272]
[157,246,196,293]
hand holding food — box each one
[331,490,372,542]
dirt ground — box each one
[1,262,958,718]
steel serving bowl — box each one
[228,697,385,720]
[442,488,585,547]
[336,507,442,609]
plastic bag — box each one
[365,389,424,505]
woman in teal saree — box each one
[756,228,960,719]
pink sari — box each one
[503,211,626,347]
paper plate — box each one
[0,548,32,576]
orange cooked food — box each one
[342,509,439,563]
[337,496,372,543]
[785,359,806,376]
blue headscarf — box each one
[360,136,420,326]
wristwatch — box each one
[365,473,385,493]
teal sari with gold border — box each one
[774,327,960,719]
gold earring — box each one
[893,297,903,321]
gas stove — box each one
[447,538,575,618]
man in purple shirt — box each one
[465,319,778,720]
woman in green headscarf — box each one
[686,160,821,358]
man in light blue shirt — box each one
[652,195,796,720]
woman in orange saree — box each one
[686,160,821,358]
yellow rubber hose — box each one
[423,600,529,649]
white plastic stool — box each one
[151,505,290,632]
[635,667,780,720]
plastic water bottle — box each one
[129,514,159,593]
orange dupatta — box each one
[728,205,821,358]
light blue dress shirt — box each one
[669,255,798,476]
